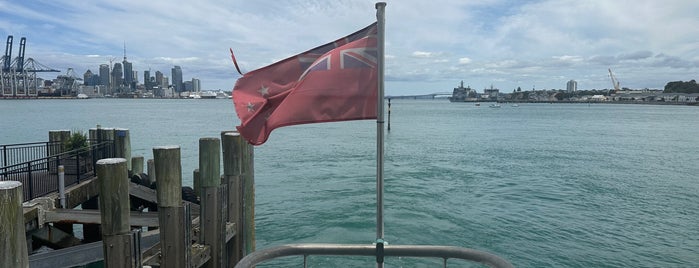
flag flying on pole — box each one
[232,22,379,145]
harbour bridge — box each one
[1,35,60,98]
[386,92,452,99]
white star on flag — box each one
[246,102,255,112]
[258,85,269,97]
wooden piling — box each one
[131,156,144,175]
[200,137,225,268]
[114,128,132,172]
[153,146,188,268]
[221,132,242,264]
[0,181,29,268]
[96,158,136,267]
[239,134,255,256]
[49,130,69,172]
[193,169,201,198]
[146,158,156,187]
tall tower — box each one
[566,80,577,93]
[99,64,110,86]
[171,65,183,93]
[155,71,164,87]
[83,70,93,86]
[112,62,123,92]
[144,69,151,90]
[122,42,133,89]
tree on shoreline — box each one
[664,80,699,93]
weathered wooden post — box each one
[200,137,226,268]
[193,169,201,197]
[153,146,188,268]
[131,156,144,175]
[48,130,69,172]
[0,181,29,268]
[96,158,137,267]
[239,134,255,256]
[114,128,132,173]
[99,127,115,161]
[146,158,156,188]
[221,132,241,265]
[221,131,255,265]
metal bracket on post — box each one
[375,239,386,264]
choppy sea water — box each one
[2,99,698,267]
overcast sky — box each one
[2,0,698,95]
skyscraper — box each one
[144,70,151,89]
[171,66,183,93]
[112,62,123,92]
[83,70,93,86]
[99,64,110,87]
[192,78,201,92]
[123,60,133,88]
[155,71,164,87]
[567,80,577,93]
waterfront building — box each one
[123,60,133,89]
[99,64,110,88]
[155,71,164,87]
[112,62,123,92]
[567,80,577,93]
[144,70,151,90]
[192,78,201,92]
[184,80,193,92]
[83,70,94,86]
[172,66,183,92]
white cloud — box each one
[412,51,435,58]
[458,57,472,65]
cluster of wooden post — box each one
[102,130,253,267]
[0,128,254,268]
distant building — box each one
[144,70,151,89]
[567,80,577,93]
[83,70,94,86]
[99,64,110,88]
[192,78,201,92]
[155,71,164,87]
[171,66,183,92]
[112,62,123,92]
[123,59,133,89]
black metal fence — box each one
[0,140,114,202]
[1,141,61,168]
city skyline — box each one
[2,1,699,95]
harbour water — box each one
[2,99,698,267]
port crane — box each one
[608,68,621,92]
[1,35,60,97]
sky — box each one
[1,0,698,96]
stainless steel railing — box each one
[234,243,513,268]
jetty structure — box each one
[1,127,256,267]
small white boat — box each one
[511,104,519,107]
[77,93,89,99]
[475,102,480,107]
[489,103,501,108]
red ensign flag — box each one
[232,23,378,145]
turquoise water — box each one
[2,99,698,267]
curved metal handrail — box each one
[234,243,513,268]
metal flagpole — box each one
[375,2,387,268]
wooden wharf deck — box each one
[2,128,254,268]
